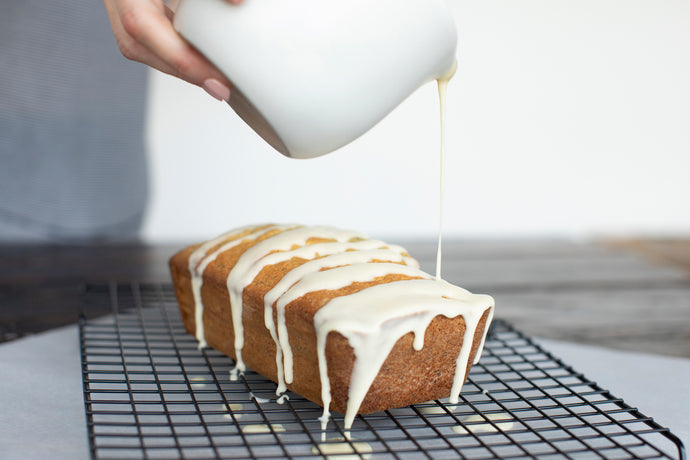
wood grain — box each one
[1,239,688,358]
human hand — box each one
[103,0,243,102]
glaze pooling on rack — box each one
[186,224,494,431]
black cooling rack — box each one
[79,282,686,460]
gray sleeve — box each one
[0,0,150,242]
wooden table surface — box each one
[1,239,689,358]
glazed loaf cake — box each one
[169,224,494,429]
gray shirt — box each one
[0,0,149,242]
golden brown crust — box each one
[169,232,491,415]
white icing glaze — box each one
[186,224,494,432]
[435,61,457,281]
[226,226,366,373]
[188,224,255,348]
[312,438,373,459]
[277,261,430,389]
[221,403,243,420]
[250,392,271,404]
[417,404,454,415]
[473,302,495,365]
[188,223,289,348]
[314,278,492,429]
[241,423,286,434]
[190,376,208,388]
[262,242,417,394]
[452,412,515,435]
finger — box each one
[114,0,232,96]
[104,0,191,80]
[104,1,183,78]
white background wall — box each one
[142,0,690,243]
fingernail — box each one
[202,78,230,102]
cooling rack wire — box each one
[79,282,686,460]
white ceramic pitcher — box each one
[174,0,457,159]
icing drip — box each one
[435,61,457,281]
[261,242,417,394]
[225,226,366,373]
[276,262,431,389]
[314,278,492,429]
[473,301,495,365]
[188,224,274,348]
[187,224,494,432]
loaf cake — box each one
[169,223,494,429]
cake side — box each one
[169,224,495,424]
